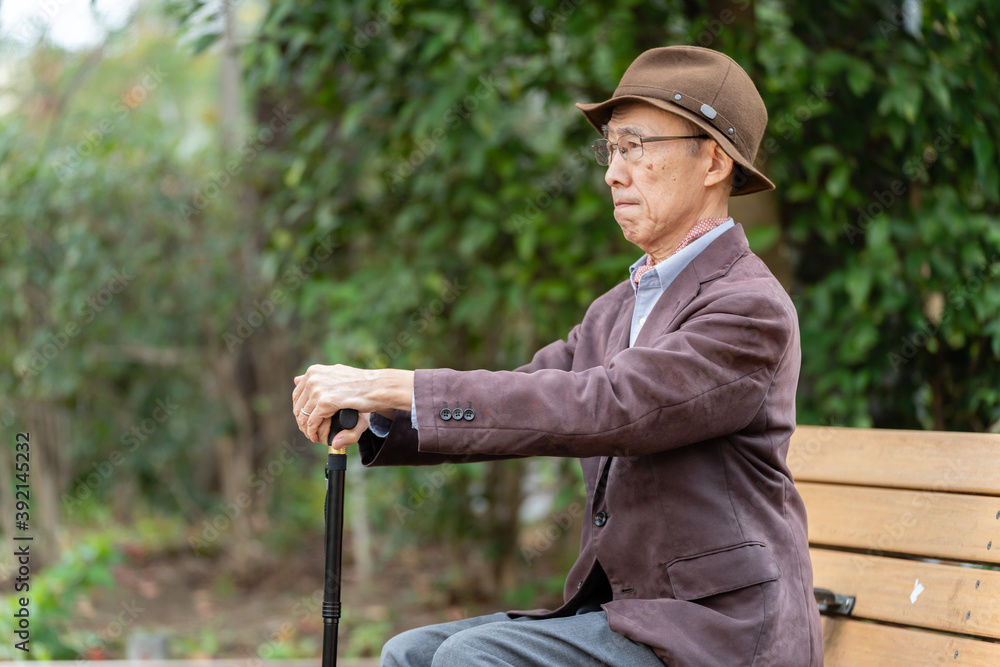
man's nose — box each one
[604,152,630,188]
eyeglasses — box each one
[591,134,710,166]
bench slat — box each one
[790,425,1000,494]
[821,616,1000,666]
[811,548,1000,639]
[798,482,1000,564]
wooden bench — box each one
[788,425,1000,666]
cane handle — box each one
[327,409,359,455]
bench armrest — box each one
[813,588,855,615]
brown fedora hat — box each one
[576,45,774,196]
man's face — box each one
[603,103,715,261]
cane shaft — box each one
[322,456,346,666]
[321,409,356,667]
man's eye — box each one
[622,139,642,152]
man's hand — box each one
[321,409,370,451]
[292,364,414,448]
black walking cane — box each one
[321,408,358,667]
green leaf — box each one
[826,163,851,198]
[846,60,875,96]
[807,144,840,165]
[924,71,952,113]
[785,182,814,202]
[971,130,999,201]
[284,156,306,188]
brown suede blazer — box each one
[358,224,824,666]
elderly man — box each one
[292,46,823,666]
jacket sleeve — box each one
[357,325,582,467]
[411,285,796,460]
[514,324,580,374]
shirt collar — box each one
[628,218,734,294]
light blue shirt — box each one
[367,397,416,437]
[627,219,733,346]
[370,219,734,437]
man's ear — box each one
[704,142,734,188]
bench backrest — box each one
[789,425,1000,666]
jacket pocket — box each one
[666,541,782,601]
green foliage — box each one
[342,618,392,658]
[172,628,221,658]
[0,11,249,514]
[501,572,566,610]
[229,0,1000,620]
[755,0,1000,429]
[245,0,1000,432]
[243,0,691,568]
[0,534,121,659]
[245,0,648,373]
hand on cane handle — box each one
[328,410,359,455]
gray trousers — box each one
[380,610,664,666]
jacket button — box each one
[439,408,452,421]
[463,408,475,421]
[450,407,464,420]
[593,511,608,527]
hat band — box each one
[613,85,738,146]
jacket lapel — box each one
[631,224,749,349]
[594,225,749,488]
[596,293,636,486]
